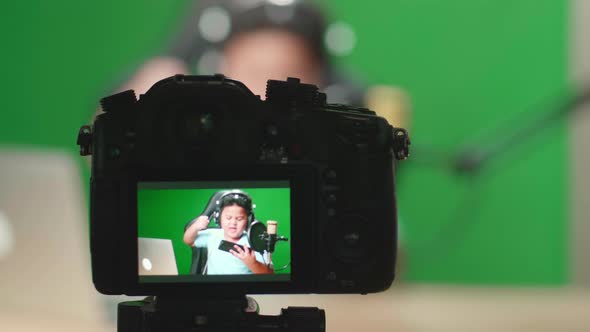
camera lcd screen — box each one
[137,180,291,283]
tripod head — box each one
[118,295,325,332]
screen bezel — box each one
[119,164,317,296]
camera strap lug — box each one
[77,125,93,156]
[392,127,410,160]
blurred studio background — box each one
[1,0,589,331]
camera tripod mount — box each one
[118,295,325,332]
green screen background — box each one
[138,186,291,274]
[2,1,570,285]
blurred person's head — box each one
[216,1,327,96]
[167,0,365,105]
[221,28,322,97]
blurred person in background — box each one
[104,0,367,105]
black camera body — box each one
[79,75,409,297]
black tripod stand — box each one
[118,295,325,332]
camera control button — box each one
[100,90,136,113]
[323,169,337,183]
[327,208,336,217]
[107,145,121,159]
[343,232,360,246]
[340,280,356,288]
[325,271,337,281]
[328,214,372,263]
[325,192,337,204]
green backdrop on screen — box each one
[3,0,570,285]
[138,186,291,275]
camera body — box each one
[81,75,408,297]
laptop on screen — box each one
[138,237,178,275]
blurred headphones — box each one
[211,190,256,228]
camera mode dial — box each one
[100,90,137,113]
[265,77,326,108]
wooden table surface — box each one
[0,310,113,332]
[2,286,589,332]
[254,286,590,332]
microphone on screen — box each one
[248,220,288,254]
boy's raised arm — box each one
[183,216,210,246]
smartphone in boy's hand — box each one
[218,240,244,252]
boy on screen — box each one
[183,190,273,275]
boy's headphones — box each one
[211,190,255,228]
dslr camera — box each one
[78,75,409,330]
